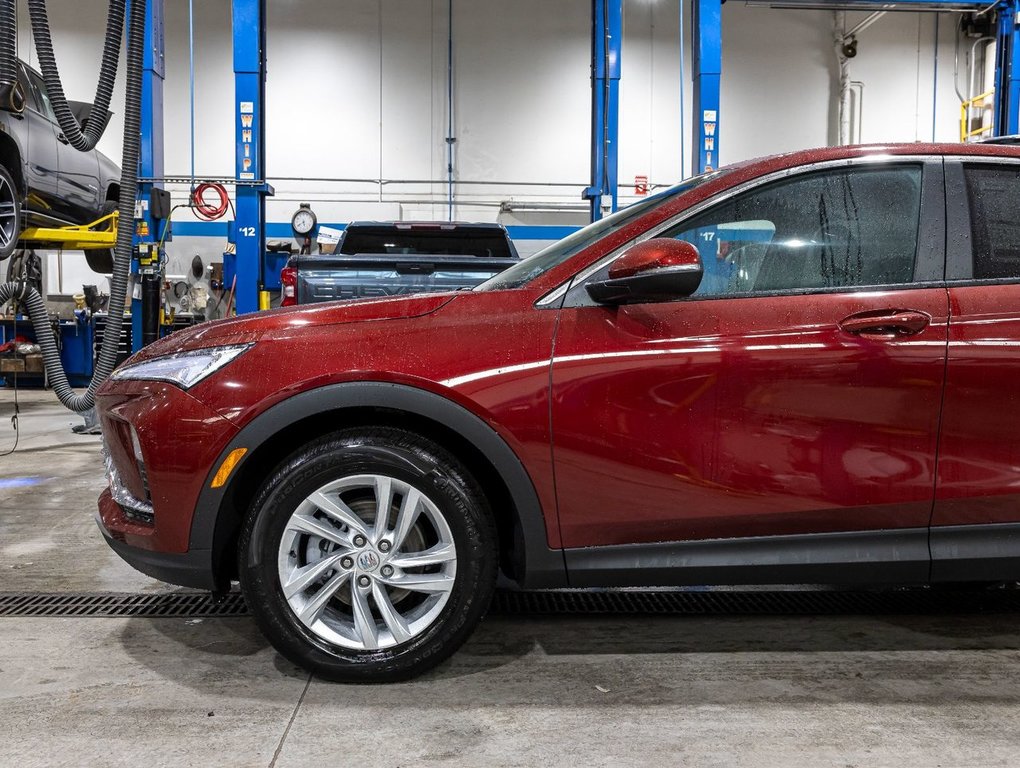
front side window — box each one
[25,68,56,122]
[963,164,1020,280]
[659,165,923,297]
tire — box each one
[238,427,498,683]
[0,164,22,262]
[85,199,118,273]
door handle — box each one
[57,133,68,145]
[839,309,931,337]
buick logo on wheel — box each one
[358,551,380,571]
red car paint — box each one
[95,142,1020,585]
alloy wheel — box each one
[277,473,457,651]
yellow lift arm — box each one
[19,210,118,250]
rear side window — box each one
[963,165,1020,280]
[339,228,515,259]
[660,165,923,297]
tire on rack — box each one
[85,198,119,273]
[238,427,499,683]
[0,164,22,262]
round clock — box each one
[291,203,317,238]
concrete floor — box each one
[3,389,1020,767]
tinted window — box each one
[659,165,923,297]
[963,165,1020,279]
[340,227,515,259]
[25,69,56,121]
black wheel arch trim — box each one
[190,380,567,589]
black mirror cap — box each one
[586,263,703,305]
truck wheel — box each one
[85,199,118,273]
[0,164,21,262]
[238,427,498,682]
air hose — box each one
[0,0,24,113]
[0,0,145,413]
[27,0,125,151]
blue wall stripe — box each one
[169,221,582,241]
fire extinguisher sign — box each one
[634,175,649,195]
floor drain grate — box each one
[2,588,1020,618]
[0,592,249,618]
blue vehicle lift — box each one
[131,0,269,343]
[129,0,1020,310]
[689,0,1020,175]
[584,0,622,221]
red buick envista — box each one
[97,143,1020,681]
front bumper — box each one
[97,491,218,590]
[95,380,241,588]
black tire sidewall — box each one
[0,164,20,262]
[239,429,497,682]
[85,199,118,273]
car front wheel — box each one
[238,428,498,682]
[0,164,21,262]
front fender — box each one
[190,381,567,589]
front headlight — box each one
[110,343,253,389]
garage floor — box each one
[4,391,1020,767]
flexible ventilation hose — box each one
[0,0,145,412]
[27,0,125,151]
[0,0,24,112]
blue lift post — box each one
[995,0,1020,135]
[133,0,164,352]
[691,0,721,176]
[688,0,1020,179]
[232,0,271,314]
[584,0,621,222]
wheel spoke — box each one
[388,543,456,569]
[372,581,411,644]
[374,475,393,538]
[296,569,351,624]
[350,582,379,649]
[384,572,455,594]
[391,487,422,550]
[282,551,348,599]
[309,491,369,537]
[286,512,352,547]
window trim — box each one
[549,155,945,309]
[945,156,1020,285]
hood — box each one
[129,292,458,362]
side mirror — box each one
[586,238,703,305]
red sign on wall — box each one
[634,175,649,195]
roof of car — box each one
[345,221,508,230]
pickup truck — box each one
[280,221,519,306]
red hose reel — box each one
[190,181,230,220]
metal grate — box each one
[0,591,248,618]
[2,588,1020,619]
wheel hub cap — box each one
[357,550,380,571]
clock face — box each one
[292,209,316,236]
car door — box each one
[18,64,62,219]
[932,157,1020,581]
[551,158,949,585]
[24,66,100,223]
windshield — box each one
[476,171,724,291]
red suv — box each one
[97,143,1020,681]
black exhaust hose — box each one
[0,0,145,413]
[27,0,125,151]
[0,0,23,112]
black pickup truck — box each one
[280,221,519,305]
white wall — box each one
[15,0,976,291]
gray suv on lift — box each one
[0,60,120,266]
